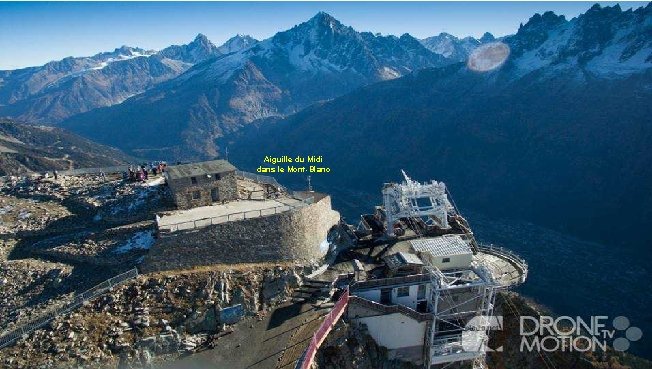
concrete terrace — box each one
[156,196,308,233]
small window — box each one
[190,176,198,184]
[192,190,201,200]
[214,173,222,181]
[396,286,410,297]
[442,257,451,263]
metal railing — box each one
[477,243,528,284]
[347,295,433,322]
[0,268,138,350]
[350,274,431,291]
[158,197,314,234]
[295,289,350,369]
[235,170,285,191]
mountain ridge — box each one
[220,2,652,254]
[60,12,451,160]
[0,33,252,124]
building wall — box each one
[354,313,427,350]
[168,171,238,209]
[418,252,473,271]
[141,195,340,271]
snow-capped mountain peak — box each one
[308,11,343,30]
[506,2,652,77]
[216,34,258,55]
[158,34,220,64]
[420,33,485,61]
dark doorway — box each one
[211,188,220,202]
[380,288,392,304]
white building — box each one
[348,274,433,364]
[348,236,498,368]
[410,235,473,271]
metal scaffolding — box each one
[382,171,454,236]
[424,262,498,369]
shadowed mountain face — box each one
[0,34,256,124]
[0,119,134,175]
[228,4,652,253]
[60,12,450,160]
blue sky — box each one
[0,1,647,69]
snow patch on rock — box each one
[114,231,155,254]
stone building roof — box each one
[166,160,236,180]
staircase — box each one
[291,278,332,303]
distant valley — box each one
[0,119,134,176]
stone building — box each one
[165,160,238,209]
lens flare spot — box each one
[467,42,510,72]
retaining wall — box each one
[141,195,340,272]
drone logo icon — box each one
[612,316,643,352]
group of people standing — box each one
[125,162,167,182]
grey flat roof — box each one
[410,235,472,257]
[384,252,424,269]
[399,252,424,265]
[166,160,236,180]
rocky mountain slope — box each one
[60,12,450,160]
[228,3,652,253]
[503,4,652,77]
[0,34,255,124]
[420,32,495,61]
[0,119,134,175]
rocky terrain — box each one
[315,321,418,369]
[0,173,169,338]
[488,293,652,369]
[1,264,309,369]
[0,170,324,369]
